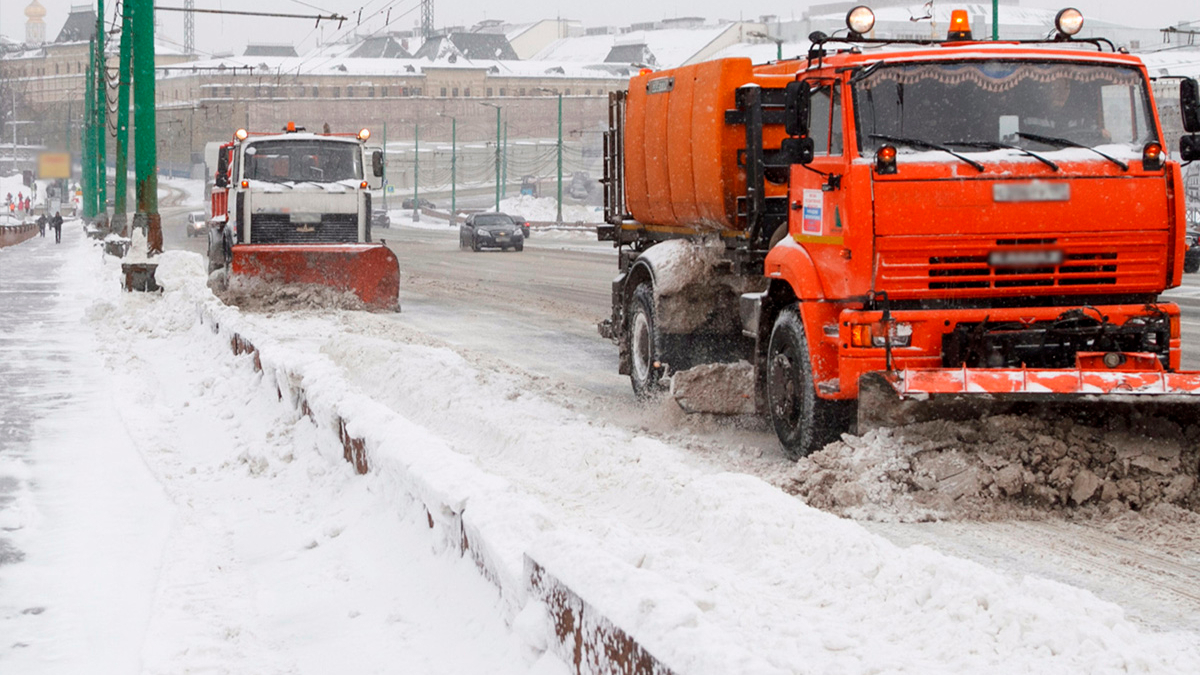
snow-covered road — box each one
[2,219,1199,673]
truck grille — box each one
[876,234,1166,298]
[249,213,358,244]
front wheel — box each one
[1185,253,1200,274]
[472,236,482,252]
[766,306,853,459]
[514,242,524,252]
[628,282,665,398]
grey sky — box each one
[3,1,1197,57]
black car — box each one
[401,197,436,210]
[1185,222,1200,274]
[372,208,391,229]
[460,213,523,252]
[511,215,530,238]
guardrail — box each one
[0,221,38,249]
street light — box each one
[746,31,784,61]
[412,122,420,222]
[535,87,564,224]
[437,111,456,224]
[479,102,501,212]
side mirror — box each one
[784,81,811,137]
[1182,78,1200,134]
[215,153,229,187]
[781,137,815,165]
[372,149,384,177]
[1181,134,1200,163]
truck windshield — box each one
[853,61,1157,155]
[241,139,362,184]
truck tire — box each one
[1185,254,1200,274]
[628,282,665,398]
[766,306,852,459]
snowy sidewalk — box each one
[0,227,175,672]
[0,229,545,673]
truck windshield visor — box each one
[853,61,1157,155]
[242,140,363,184]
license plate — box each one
[993,182,1070,203]
[988,249,1064,267]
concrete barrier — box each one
[0,222,38,249]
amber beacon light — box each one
[948,10,973,40]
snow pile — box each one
[215,308,1200,672]
[789,410,1200,521]
[495,194,602,224]
[214,275,370,313]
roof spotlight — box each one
[1055,8,1084,37]
[358,128,371,141]
[846,6,876,36]
[234,128,249,141]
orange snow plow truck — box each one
[598,7,1200,457]
[207,124,399,310]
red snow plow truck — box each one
[207,124,399,310]
[599,7,1200,457]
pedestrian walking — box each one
[37,214,47,237]
[24,197,31,215]
[51,211,63,243]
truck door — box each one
[789,78,853,298]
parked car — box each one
[460,213,523,252]
[1185,222,1200,274]
[568,171,593,200]
[185,211,207,238]
[372,208,391,229]
[401,197,436,210]
[511,215,530,238]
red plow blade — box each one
[858,363,1200,431]
[892,366,1200,399]
[231,243,400,311]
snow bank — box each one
[494,194,603,224]
[168,275,1200,671]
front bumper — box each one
[833,303,1182,399]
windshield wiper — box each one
[1016,132,1128,171]
[869,134,985,172]
[944,140,1060,172]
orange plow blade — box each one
[891,366,1200,399]
[231,244,400,311]
[857,360,1200,431]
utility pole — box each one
[95,0,107,224]
[412,123,419,222]
[381,121,388,212]
[112,0,132,235]
[501,120,507,198]
[133,0,161,253]
[438,112,456,222]
[82,35,96,220]
[556,91,566,224]
[480,102,500,211]
[992,0,999,40]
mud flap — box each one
[231,243,401,311]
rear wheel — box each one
[628,282,665,398]
[766,306,852,459]
[1185,253,1200,274]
